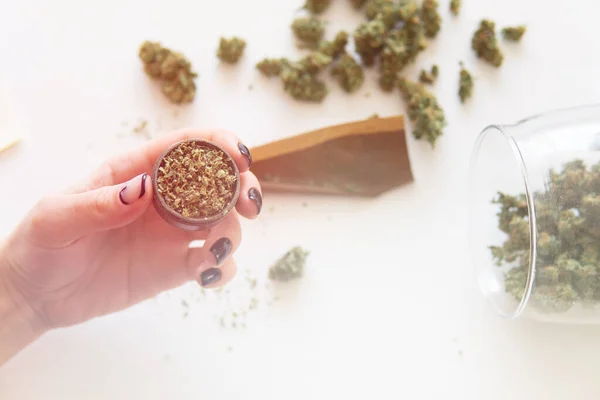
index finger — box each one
[70,128,253,193]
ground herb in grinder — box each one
[152,139,240,230]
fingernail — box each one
[119,174,148,205]
[248,187,262,214]
[210,237,232,265]
[200,268,222,286]
[238,142,252,168]
[139,174,148,198]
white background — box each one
[1,0,600,398]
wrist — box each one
[0,259,45,366]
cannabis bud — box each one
[291,16,326,47]
[350,0,368,9]
[256,58,291,77]
[353,19,387,66]
[419,64,439,85]
[331,52,365,93]
[502,26,526,42]
[398,78,447,147]
[449,0,460,16]
[303,0,331,14]
[458,62,473,103]
[217,37,246,64]
[491,160,600,313]
[268,247,310,282]
[471,19,504,67]
[420,0,442,38]
[318,30,349,59]
[138,41,198,104]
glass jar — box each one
[469,105,600,324]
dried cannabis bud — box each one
[353,18,388,66]
[303,0,331,14]
[450,0,460,15]
[350,0,368,9]
[502,25,527,42]
[318,31,349,59]
[420,0,441,38]
[458,62,473,103]
[138,41,198,104]
[256,58,291,77]
[398,78,446,147]
[419,64,439,84]
[471,19,504,67]
[299,51,334,74]
[490,160,600,313]
[291,16,326,47]
[331,52,365,93]
[378,16,428,91]
[365,0,400,29]
[155,141,238,218]
[280,63,328,102]
[216,37,246,64]
[268,247,310,282]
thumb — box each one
[28,173,152,247]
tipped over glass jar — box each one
[469,105,600,324]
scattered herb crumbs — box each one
[331,52,365,93]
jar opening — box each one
[468,125,537,318]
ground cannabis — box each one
[138,41,198,104]
[331,52,365,93]
[449,0,460,16]
[303,0,331,14]
[491,160,600,313]
[398,78,446,147]
[458,62,473,103]
[268,247,310,282]
[291,16,326,47]
[419,64,439,84]
[502,25,526,42]
[217,37,246,64]
[365,0,400,29]
[420,0,441,38]
[155,141,238,218]
[471,19,504,67]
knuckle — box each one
[84,189,112,221]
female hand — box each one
[0,129,262,363]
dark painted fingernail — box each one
[139,173,148,198]
[238,142,252,168]
[119,187,129,205]
[200,268,222,286]
[248,187,262,214]
[210,237,232,265]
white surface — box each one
[1,0,600,399]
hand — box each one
[0,129,262,337]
